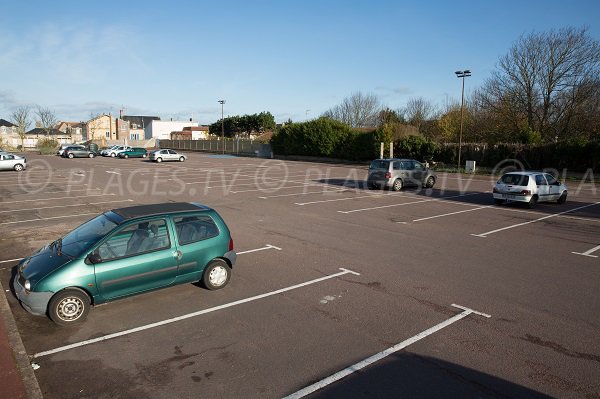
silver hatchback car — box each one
[149,149,187,163]
[0,153,27,171]
[367,158,436,190]
[493,171,567,208]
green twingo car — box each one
[14,202,236,325]
[117,147,147,158]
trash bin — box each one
[465,160,476,173]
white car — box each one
[493,171,567,208]
[149,149,187,163]
[100,145,119,156]
[105,145,132,158]
[0,153,27,171]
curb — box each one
[0,279,43,399]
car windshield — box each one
[59,214,118,257]
[369,160,389,169]
[499,174,529,186]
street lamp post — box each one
[455,70,471,171]
[218,100,225,154]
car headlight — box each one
[24,280,31,291]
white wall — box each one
[146,121,199,140]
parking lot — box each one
[1,152,599,398]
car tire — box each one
[88,153,94,158]
[528,195,538,209]
[392,179,403,191]
[124,154,129,159]
[142,153,147,158]
[494,199,504,205]
[179,156,185,162]
[13,164,24,171]
[202,260,231,290]
[424,176,435,188]
[68,153,74,159]
[156,157,162,163]
[557,191,567,204]
[48,289,90,326]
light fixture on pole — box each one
[218,100,225,154]
[454,69,471,171]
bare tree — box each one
[36,106,58,136]
[322,92,382,128]
[402,97,437,131]
[480,26,600,141]
[10,106,32,149]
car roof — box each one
[110,202,211,220]
[502,171,545,176]
[372,158,416,162]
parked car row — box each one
[56,144,187,163]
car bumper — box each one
[13,275,53,316]
[367,178,393,188]
[493,193,531,203]
[224,250,237,267]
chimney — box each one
[119,109,123,119]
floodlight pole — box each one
[218,100,225,154]
[455,70,471,171]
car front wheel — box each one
[48,289,90,326]
[179,156,185,162]
[156,157,162,163]
[13,164,24,171]
[124,154,129,159]
[110,153,116,157]
[202,260,231,290]
[88,153,94,158]
[557,192,567,204]
[424,176,435,188]
[68,153,74,159]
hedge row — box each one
[271,119,599,172]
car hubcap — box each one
[57,297,84,321]
[209,266,227,286]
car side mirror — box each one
[87,253,102,264]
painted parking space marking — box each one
[237,244,282,255]
[284,304,490,399]
[0,199,133,214]
[295,192,419,206]
[33,267,360,359]
[0,213,98,226]
[572,244,600,258]
[410,205,492,222]
[337,192,484,214]
[471,201,600,238]
[0,193,115,205]
[258,188,349,199]
[0,258,23,264]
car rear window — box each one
[369,160,389,169]
[499,174,529,186]
[174,215,219,245]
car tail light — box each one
[229,238,234,251]
[385,172,392,179]
[520,190,531,195]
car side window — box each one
[4,155,14,160]
[414,162,424,170]
[544,174,558,185]
[406,161,415,170]
[393,161,402,170]
[161,150,168,154]
[95,218,171,261]
[174,215,220,245]
[168,150,177,155]
[535,175,547,186]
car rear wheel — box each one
[48,289,90,326]
[424,176,435,188]
[528,195,538,209]
[392,179,403,191]
[202,260,231,290]
[179,156,185,162]
[110,153,116,157]
[557,191,567,204]
[68,153,74,159]
[156,157,162,163]
[88,153,94,158]
[13,164,24,171]
[124,154,129,159]
[142,153,147,158]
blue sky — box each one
[1,0,598,124]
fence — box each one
[160,139,271,157]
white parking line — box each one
[337,192,484,214]
[0,213,98,226]
[230,184,317,194]
[0,258,22,264]
[237,244,282,255]
[572,244,600,258]
[295,192,418,206]
[33,267,360,358]
[0,193,115,205]
[284,304,490,399]
[410,206,492,222]
[258,188,348,199]
[0,199,133,214]
[471,201,600,237]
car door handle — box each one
[173,250,182,260]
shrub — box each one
[37,138,60,154]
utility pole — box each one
[455,70,471,171]
[218,100,225,154]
